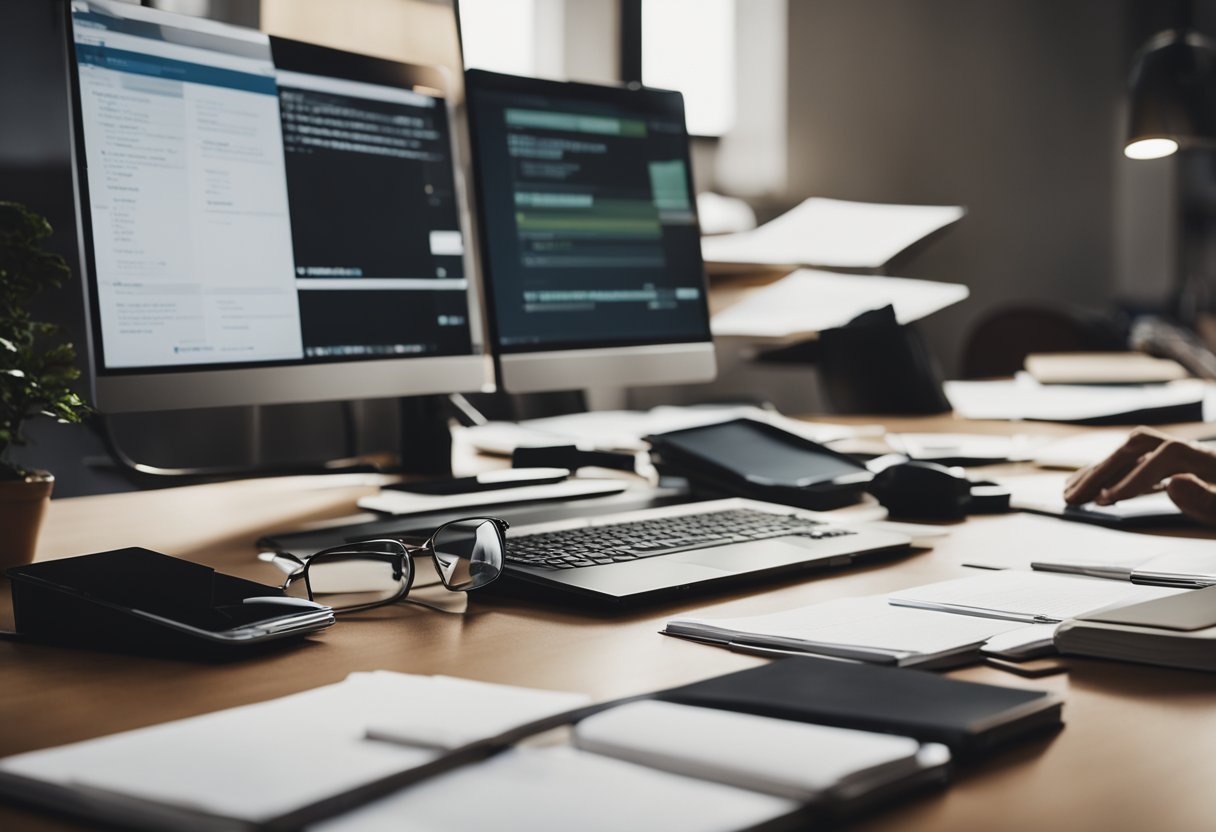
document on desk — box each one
[312,746,801,832]
[462,404,864,455]
[999,471,1185,526]
[888,571,1187,624]
[664,595,1028,667]
[0,672,590,831]
[700,197,964,269]
[957,512,1211,576]
[572,700,944,803]
[710,269,969,342]
[944,375,1208,423]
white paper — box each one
[999,472,1183,523]
[0,672,441,823]
[311,746,798,832]
[887,432,1043,463]
[365,676,590,750]
[573,700,927,801]
[945,375,1209,422]
[1032,431,1216,471]
[357,479,628,516]
[710,268,969,340]
[463,404,862,455]
[666,595,1026,664]
[700,197,964,269]
[889,571,1185,624]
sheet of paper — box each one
[980,624,1059,659]
[463,404,862,455]
[1032,431,1216,471]
[700,197,964,269]
[710,269,969,340]
[955,512,1213,575]
[357,479,628,516]
[312,746,799,832]
[666,595,1026,662]
[365,676,590,749]
[944,375,1209,422]
[1000,471,1183,522]
[887,432,1043,463]
[0,672,441,824]
[889,571,1185,623]
[572,700,926,801]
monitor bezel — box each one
[463,68,716,392]
[63,0,491,412]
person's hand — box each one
[1063,427,1216,525]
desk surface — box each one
[4,415,1216,832]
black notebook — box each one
[658,657,1063,754]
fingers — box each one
[1094,439,1216,505]
[1063,427,1170,505]
[1166,474,1216,526]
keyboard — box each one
[505,508,856,570]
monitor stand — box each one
[95,395,459,482]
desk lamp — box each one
[1125,26,1216,159]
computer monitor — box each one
[65,0,489,413]
[464,69,716,393]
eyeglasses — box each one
[268,517,509,613]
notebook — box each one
[572,700,950,802]
[657,657,1063,754]
[664,595,1029,667]
[1054,585,1216,672]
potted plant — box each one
[0,201,89,570]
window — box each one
[640,0,736,137]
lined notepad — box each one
[889,571,1186,623]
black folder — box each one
[657,657,1063,755]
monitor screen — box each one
[465,70,715,389]
[66,0,486,409]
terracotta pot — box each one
[0,472,54,573]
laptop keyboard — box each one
[505,508,856,570]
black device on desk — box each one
[7,548,334,654]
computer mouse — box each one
[866,461,972,520]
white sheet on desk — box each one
[710,269,968,340]
[944,375,1208,422]
[999,471,1183,522]
[357,479,628,516]
[887,432,1043,463]
[957,512,1205,573]
[365,676,589,750]
[699,197,964,268]
[889,570,1185,623]
[980,624,1059,658]
[1033,431,1216,471]
[666,595,1026,660]
[572,700,928,801]
[463,404,862,455]
[310,746,798,832]
[0,672,440,823]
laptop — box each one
[494,497,910,605]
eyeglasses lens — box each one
[297,550,408,610]
[431,518,504,591]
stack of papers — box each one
[664,595,1032,667]
[888,570,1186,624]
[709,269,970,342]
[0,672,590,831]
[700,197,964,270]
[945,375,1208,424]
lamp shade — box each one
[1126,29,1216,159]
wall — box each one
[782,0,1136,378]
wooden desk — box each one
[3,416,1216,832]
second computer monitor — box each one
[465,70,716,393]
